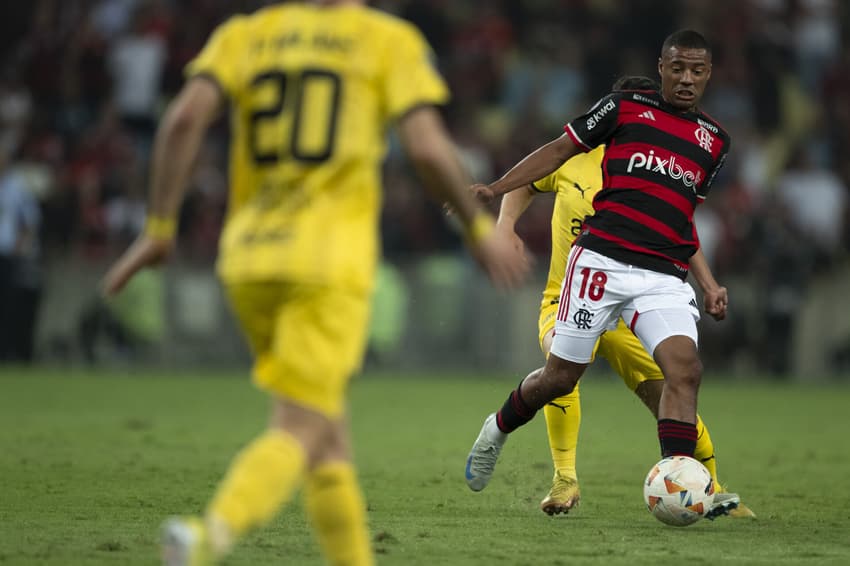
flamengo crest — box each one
[694,126,714,151]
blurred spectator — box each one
[63,11,111,126]
[107,2,169,144]
[752,195,813,376]
[0,70,33,158]
[501,28,586,132]
[790,0,841,93]
[775,144,848,271]
[91,0,140,40]
[0,150,43,362]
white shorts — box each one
[550,246,700,363]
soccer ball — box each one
[643,456,715,526]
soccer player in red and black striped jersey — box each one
[465,30,741,518]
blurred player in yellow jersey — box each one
[494,76,754,518]
[102,2,528,565]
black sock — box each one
[496,386,536,433]
[658,418,697,457]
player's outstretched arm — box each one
[485,134,579,201]
[397,106,529,289]
[689,247,727,321]
[101,77,224,296]
[497,185,536,230]
[496,185,536,254]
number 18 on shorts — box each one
[550,246,700,364]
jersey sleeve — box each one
[698,138,730,202]
[564,93,621,152]
[531,170,558,193]
[184,16,249,98]
[381,24,450,120]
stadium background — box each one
[1,0,848,378]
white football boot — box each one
[465,413,508,491]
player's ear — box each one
[657,57,663,78]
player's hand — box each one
[101,235,174,297]
[470,183,495,205]
[703,286,728,321]
[443,183,497,216]
[472,227,530,289]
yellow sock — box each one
[543,384,581,479]
[207,429,307,540]
[694,414,720,487]
[303,462,374,566]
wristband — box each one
[464,212,495,244]
[144,216,177,240]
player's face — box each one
[657,46,712,111]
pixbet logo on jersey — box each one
[626,150,703,190]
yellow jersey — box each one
[185,3,449,292]
[532,146,605,308]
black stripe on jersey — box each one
[530,181,544,193]
[586,209,694,252]
[576,231,690,279]
[595,189,693,236]
[610,123,715,171]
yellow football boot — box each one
[540,470,581,516]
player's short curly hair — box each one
[661,30,712,57]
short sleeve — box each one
[381,24,450,120]
[564,93,621,152]
[531,170,558,193]
[184,16,249,98]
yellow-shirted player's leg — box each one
[258,281,377,557]
[694,416,717,483]
[693,414,755,517]
[206,429,307,543]
[597,320,755,518]
[163,428,306,566]
[538,302,581,515]
[303,462,374,566]
[543,388,580,479]
[200,283,322,557]
[161,281,377,565]
[541,388,582,515]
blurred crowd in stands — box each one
[0,0,848,372]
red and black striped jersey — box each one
[564,89,730,279]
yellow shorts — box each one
[224,280,370,418]
[538,300,662,391]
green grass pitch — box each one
[1,368,849,565]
